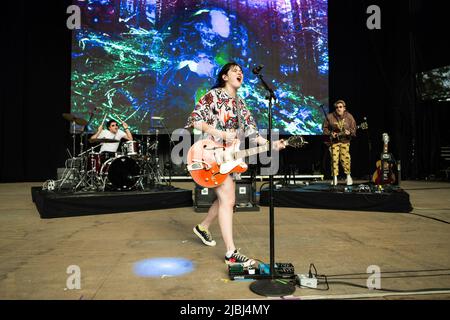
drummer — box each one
[90,120,133,155]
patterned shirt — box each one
[185,88,258,141]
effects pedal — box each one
[228,262,295,280]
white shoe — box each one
[331,176,338,186]
[346,175,353,186]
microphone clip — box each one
[252,65,264,75]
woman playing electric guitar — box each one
[185,62,286,266]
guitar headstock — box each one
[285,135,308,148]
[382,133,390,144]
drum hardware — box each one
[57,145,100,192]
[152,116,175,187]
[63,113,88,161]
[57,156,84,190]
[140,128,166,186]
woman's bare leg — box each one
[215,175,236,252]
[199,199,219,229]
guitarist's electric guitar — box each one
[187,136,307,188]
[324,121,368,146]
[372,133,396,185]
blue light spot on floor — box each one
[133,258,194,277]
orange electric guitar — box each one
[187,136,307,188]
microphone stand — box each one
[249,70,295,297]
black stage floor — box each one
[31,186,193,219]
[259,183,413,213]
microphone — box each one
[252,65,264,75]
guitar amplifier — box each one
[194,181,259,212]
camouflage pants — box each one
[330,143,351,176]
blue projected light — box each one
[133,258,195,278]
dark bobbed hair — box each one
[106,119,118,129]
[211,62,243,89]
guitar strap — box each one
[332,112,345,132]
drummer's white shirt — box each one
[97,129,127,153]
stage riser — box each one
[31,187,193,219]
[259,185,413,213]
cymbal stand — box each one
[79,130,85,155]
[154,129,160,183]
[142,130,159,188]
[142,135,153,188]
[71,120,77,158]
[146,136,152,158]
[56,121,82,191]
[75,145,101,192]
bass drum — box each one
[100,156,141,190]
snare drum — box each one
[123,141,140,156]
[100,156,140,190]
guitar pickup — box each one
[187,161,212,171]
[187,162,203,171]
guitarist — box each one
[322,100,357,186]
[185,62,285,266]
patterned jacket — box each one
[185,88,258,141]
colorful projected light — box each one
[71,0,328,135]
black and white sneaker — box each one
[193,224,216,246]
[225,249,254,267]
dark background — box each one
[1,0,449,182]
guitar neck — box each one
[235,144,270,159]
[335,122,366,137]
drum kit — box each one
[55,113,167,192]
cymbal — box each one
[63,113,88,126]
[89,138,120,144]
